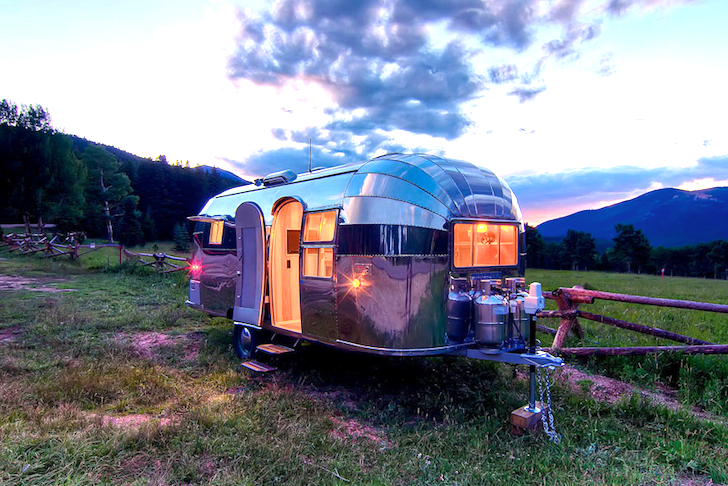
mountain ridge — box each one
[537,186,728,248]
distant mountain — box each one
[196,165,250,186]
[537,187,728,248]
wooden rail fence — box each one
[537,286,728,357]
[1,233,191,274]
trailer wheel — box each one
[233,325,258,359]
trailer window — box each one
[304,210,336,242]
[209,220,224,245]
[454,223,518,267]
[303,248,333,278]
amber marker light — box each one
[351,278,361,289]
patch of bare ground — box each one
[114,331,205,361]
[86,412,179,429]
[330,417,391,448]
[552,365,724,422]
[675,473,719,485]
[0,325,22,345]
[304,388,359,411]
[0,274,75,293]
[114,453,171,485]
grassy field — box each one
[1,249,728,485]
[528,269,728,415]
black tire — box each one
[233,325,258,359]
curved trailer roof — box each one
[199,153,523,230]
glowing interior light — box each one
[352,278,361,289]
[476,223,488,233]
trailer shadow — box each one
[252,343,523,425]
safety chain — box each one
[537,366,562,444]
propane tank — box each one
[471,279,491,302]
[510,293,530,343]
[474,292,508,346]
[446,278,472,343]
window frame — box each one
[303,209,338,243]
[301,209,339,280]
[451,220,520,269]
[209,220,225,245]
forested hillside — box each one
[0,99,248,244]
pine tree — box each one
[173,222,190,252]
[117,196,145,247]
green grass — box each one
[1,249,727,484]
[527,269,728,415]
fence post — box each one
[552,286,587,349]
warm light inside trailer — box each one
[209,220,224,245]
[454,223,518,267]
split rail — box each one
[536,286,728,357]
[1,233,190,274]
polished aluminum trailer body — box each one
[186,153,555,363]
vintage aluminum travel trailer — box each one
[185,153,562,379]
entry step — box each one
[257,343,295,355]
[241,360,277,373]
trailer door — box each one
[233,202,266,327]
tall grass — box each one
[0,250,727,484]
[528,269,728,414]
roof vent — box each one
[262,169,297,186]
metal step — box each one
[256,343,295,355]
[241,360,277,373]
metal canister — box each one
[510,293,530,343]
[474,293,508,345]
[446,278,472,343]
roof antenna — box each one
[308,138,312,173]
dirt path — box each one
[0,274,75,293]
[552,364,725,423]
[114,331,206,361]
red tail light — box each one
[188,260,203,278]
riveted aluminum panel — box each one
[342,197,448,230]
[356,158,460,214]
[344,173,453,218]
[336,255,449,349]
[198,153,522,229]
[201,171,354,225]
[391,154,470,216]
[191,233,237,317]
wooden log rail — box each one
[536,286,727,357]
[3,234,191,274]
[124,250,191,273]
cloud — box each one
[508,86,547,102]
[227,0,693,173]
[223,146,355,178]
[505,155,728,223]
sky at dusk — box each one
[2,0,727,225]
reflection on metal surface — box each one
[300,275,337,341]
[335,339,476,356]
[199,154,523,230]
[336,255,449,349]
[189,153,546,361]
[343,197,448,229]
[338,224,448,256]
[192,231,238,318]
